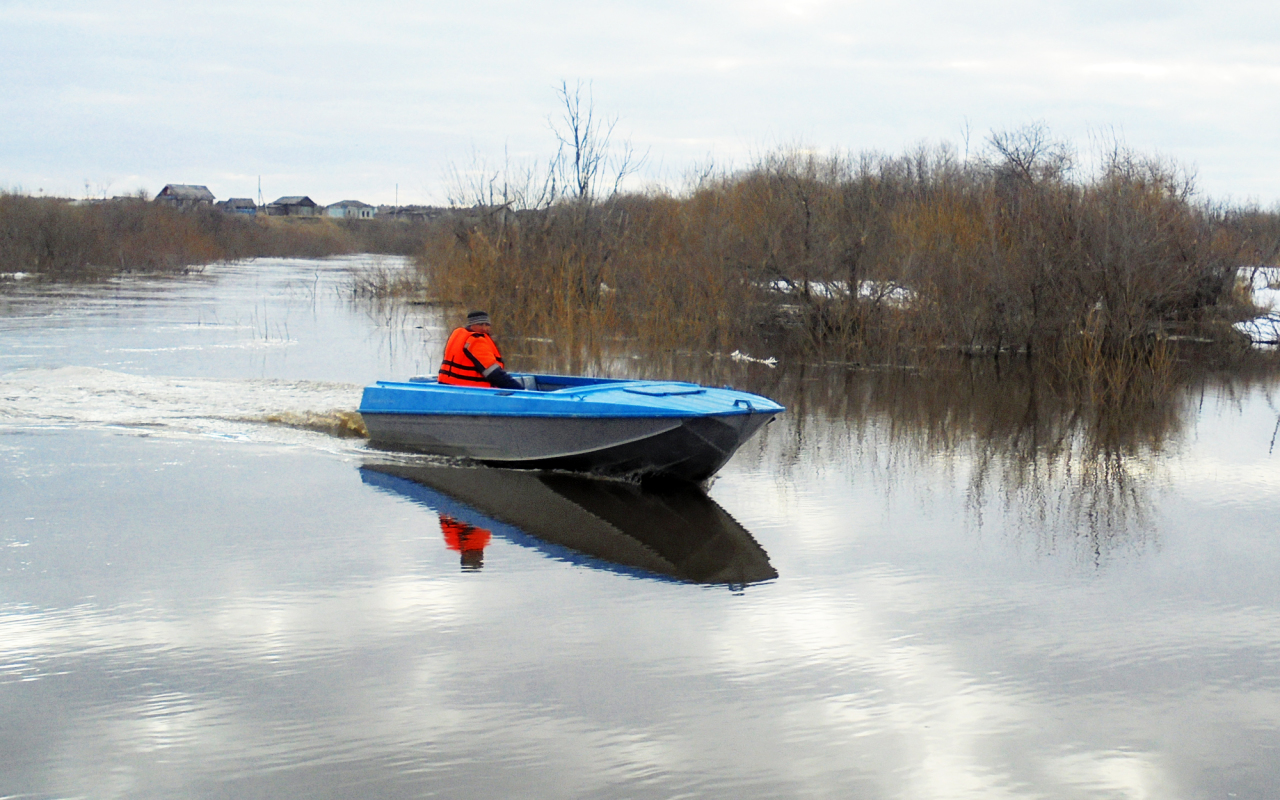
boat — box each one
[358,374,784,483]
[360,462,778,585]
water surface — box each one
[2,257,1278,799]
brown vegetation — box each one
[0,193,434,278]
[418,127,1280,385]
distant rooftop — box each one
[156,184,215,202]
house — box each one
[217,198,257,215]
[325,200,375,219]
[265,196,319,217]
[154,184,215,209]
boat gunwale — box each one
[360,375,785,419]
[360,408,765,419]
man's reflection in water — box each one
[439,515,492,571]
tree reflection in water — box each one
[760,355,1280,563]
[510,338,1279,565]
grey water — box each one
[2,257,1279,799]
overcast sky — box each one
[2,0,1277,206]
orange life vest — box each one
[438,327,505,386]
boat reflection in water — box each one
[360,463,778,585]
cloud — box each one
[1,0,1277,203]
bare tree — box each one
[550,80,642,203]
[445,145,557,211]
[987,123,1072,185]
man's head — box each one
[465,310,491,332]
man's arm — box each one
[465,336,523,389]
[482,363,523,390]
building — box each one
[216,198,257,215]
[325,200,375,219]
[154,184,215,209]
[265,196,319,217]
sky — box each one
[1,0,1277,207]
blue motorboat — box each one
[358,374,784,483]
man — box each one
[438,310,523,389]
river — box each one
[2,256,1278,799]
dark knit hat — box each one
[466,310,491,326]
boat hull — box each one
[361,410,775,483]
[359,373,784,483]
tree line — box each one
[0,193,431,276]
[420,124,1280,388]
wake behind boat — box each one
[358,374,784,483]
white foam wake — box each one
[0,366,368,443]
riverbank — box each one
[6,139,1279,378]
[0,193,434,278]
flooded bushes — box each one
[0,194,221,275]
[0,193,434,277]
[421,131,1279,380]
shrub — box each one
[417,130,1279,378]
[0,193,438,278]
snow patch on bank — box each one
[1235,266,1280,347]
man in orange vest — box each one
[438,310,523,389]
